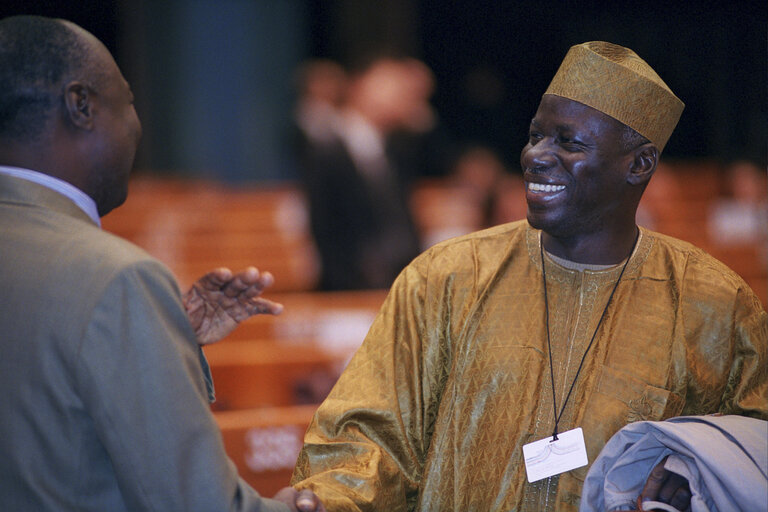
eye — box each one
[529,131,543,145]
[558,137,584,152]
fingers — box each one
[271,486,298,509]
[189,266,283,318]
[193,267,234,291]
[640,458,669,500]
[271,487,325,512]
[657,471,688,503]
[196,266,273,293]
[243,297,284,317]
[665,482,692,511]
[296,489,325,512]
[219,267,283,317]
[220,267,274,298]
[639,457,691,512]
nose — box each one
[521,138,557,171]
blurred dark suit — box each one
[298,122,420,290]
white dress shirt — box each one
[0,165,100,226]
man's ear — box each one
[63,82,95,130]
[627,143,658,186]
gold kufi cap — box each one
[545,41,684,151]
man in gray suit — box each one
[0,15,324,512]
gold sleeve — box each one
[291,250,449,511]
[719,286,768,417]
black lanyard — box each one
[540,231,638,441]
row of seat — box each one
[206,289,386,495]
[104,165,766,299]
[214,404,317,496]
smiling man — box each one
[289,42,767,511]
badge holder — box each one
[523,427,589,482]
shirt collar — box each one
[0,165,101,227]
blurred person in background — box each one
[387,57,454,182]
[298,56,428,290]
[449,144,527,228]
[292,59,348,152]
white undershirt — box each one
[0,165,100,227]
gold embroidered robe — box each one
[292,221,767,511]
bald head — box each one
[0,15,141,216]
[0,16,106,143]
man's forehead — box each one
[532,95,627,132]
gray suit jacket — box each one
[0,174,288,511]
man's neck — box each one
[0,165,101,226]
[545,250,620,271]
[542,225,640,265]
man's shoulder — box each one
[0,203,181,346]
[79,229,179,297]
[90,226,156,262]
[24,206,175,293]
[1,181,162,273]
[56,215,164,271]
[645,229,742,276]
[426,220,528,253]
[643,228,761,305]
[406,220,530,277]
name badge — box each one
[522,427,589,483]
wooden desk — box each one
[205,339,351,409]
[215,405,317,497]
[227,289,388,343]
[206,290,388,409]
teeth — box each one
[528,182,566,192]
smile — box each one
[527,182,566,193]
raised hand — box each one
[183,266,283,345]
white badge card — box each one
[522,427,589,483]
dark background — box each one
[2,0,766,180]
